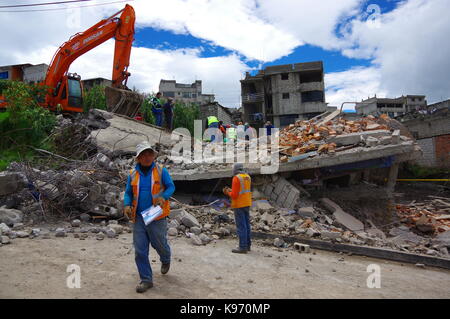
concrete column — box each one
[386,163,399,194]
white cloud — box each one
[128,0,302,61]
[255,0,362,51]
[341,0,450,103]
[13,41,249,108]
[325,66,385,109]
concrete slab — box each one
[89,110,186,153]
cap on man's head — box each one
[136,141,157,158]
[232,163,245,175]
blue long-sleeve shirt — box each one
[124,163,175,214]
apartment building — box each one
[240,61,327,128]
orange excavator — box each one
[0,4,143,116]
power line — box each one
[0,0,92,8]
[0,0,133,12]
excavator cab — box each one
[67,73,83,110]
[50,73,83,112]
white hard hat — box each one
[136,141,157,158]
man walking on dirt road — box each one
[123,141,175,293]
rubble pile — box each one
[396,196,450,234]
[278,114,406,162]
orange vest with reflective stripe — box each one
[129,165,170,223]
[231,173,252,208]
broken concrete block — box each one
[321,231,341,240]
[96,153,113,169]
[16,231,29,238]
[294,242,311,253]
[105,228,116,238]
[190,226,202,235]
[168,219,180,230]
[378,135,392,145]
[392,130,400,144]
[0,208,24,226]
[55,228,66,237]
[297,207,316,218]
[0,172,27,196]
[327,130,389,146]
[190,234,203,246]
[0,223,10,235]
[320,198,364,232]
[71,219,81,228]
[168,228,178,236]
[1,235,10,244]
[433,230,450,248]
[253,200,273,211]
[181,212,201,228]
[274,237,285,248]
[261,212,275,225]
[306,228,321,238]
[365,136,379,147]
[199,233,211,244]
[415,215,436,234]
[108,224,123,235]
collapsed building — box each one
[1,108,449,267]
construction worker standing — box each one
[223,163,252,254]
[207,115,220,142]
[123,141,175,293]
[227,124,237,143]
[151,92,163,127]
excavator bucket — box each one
[105,86,144,118]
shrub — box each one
[83,85,107,112]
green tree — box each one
[173,101,200,135]
[0,81,56,169]
[83,85,107,112]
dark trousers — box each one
[234,207,251,250]
[164,113,173,130]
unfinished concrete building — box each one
[199,101,233,126]
[356,95,427,117]
[0,63,48,84]
[159,79,215,105]
[240,61,327,128]
[81,77,113,91]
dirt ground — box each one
[1,232,450,299]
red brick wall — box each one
[435,134,450,168]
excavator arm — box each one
[45,4,142,115]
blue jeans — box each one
[208,122,220,142]
[133,213,171,283]
[154,113,163,127]
[234,207,251,250]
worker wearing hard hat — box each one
[223,163,252,254]
[123,141,175,293]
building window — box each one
[281,73,289,80]
[163,91,175,98]
[282,93,290,99]
[301,91,324,102]
[192,93,197,99]
[0,71,8,79]
[279,115,298,127]
[182,92,191,98]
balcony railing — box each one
[242,92,264,103]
